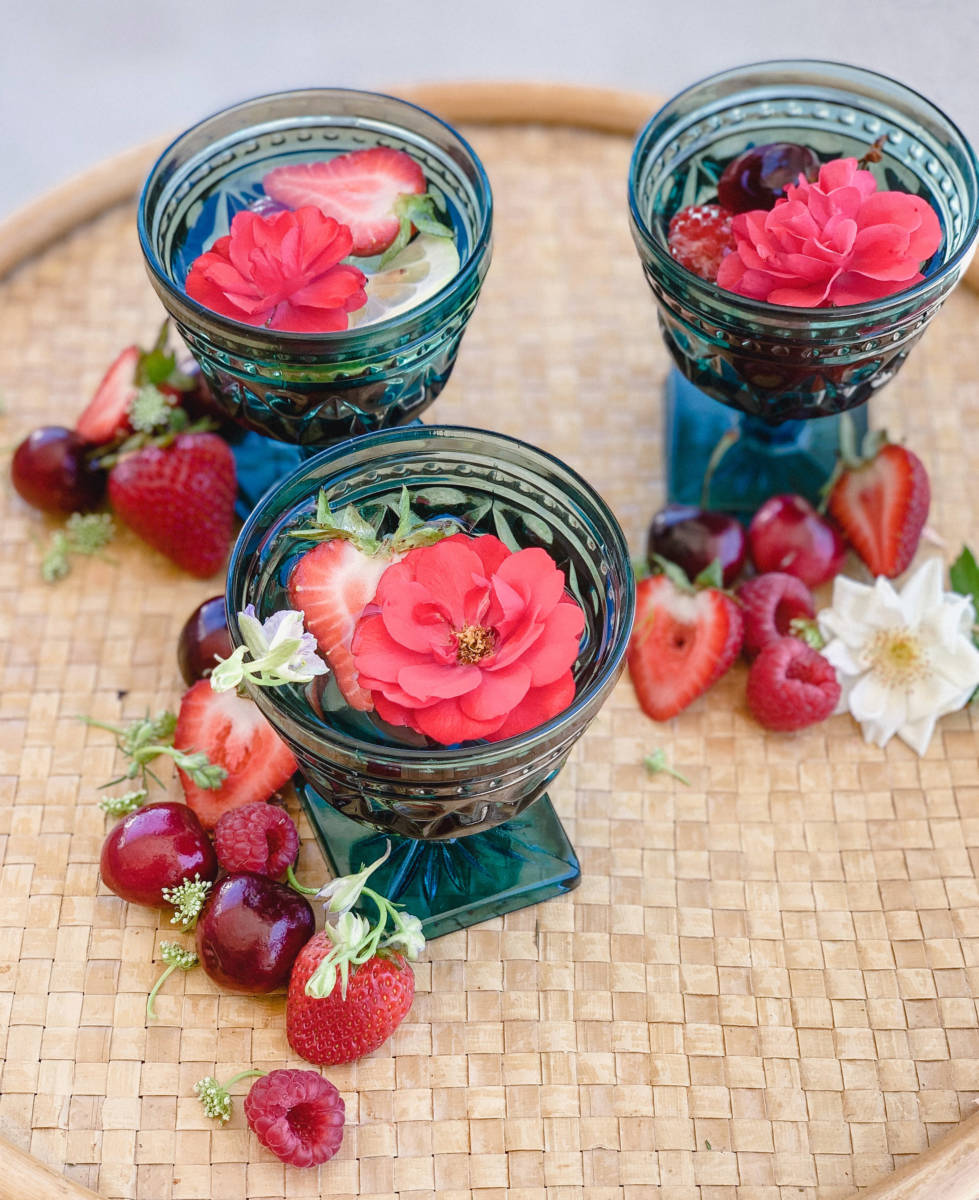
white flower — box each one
[384,913,426,961]
[818,558,979,755]
[211,606,326,692]
[316,844,391,916]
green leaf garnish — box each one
[643,749,691,786]
[377,192,453,268]
[692,558,723,591]
[289,486,459,554]
[950,546,979,701]
[99,788,148,817]
[41,513,115,583]
[81,711,226,792]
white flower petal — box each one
[897,713,939,756]
[896,556,944,619]
[848,672,898,723]
[821,637,864,678]
[904,671,962,724]
[929,641,979,696]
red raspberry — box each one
[737,572,815,659]
[243,1068,344,1168]
[746,637,840,731]
[214,802,299,877]
[667,203,735,281]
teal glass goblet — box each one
[629,61,979,514]
[138,89,493,507]
[225,426,634,937]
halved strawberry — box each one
[627,570,743,721]
[286,488,459,711]
[263,147,427,257]
[827,438,930,577]
[288,540,392,712]
[76,345,140,445]
[173,681,298,829]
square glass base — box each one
[298,784,581,939]
[665,368,869,516]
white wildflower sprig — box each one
[161,874,213,931]
[41,512,115,583]
[146,941,198,1021]
[304,845,426,1001]
[194,1071,265,1123]
[210,606,327,693]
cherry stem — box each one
[700,427,741,510]
[285,864,320,896]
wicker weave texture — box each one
[1,123,978,1200]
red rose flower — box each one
[716,157,943,307]
[185,206,367,332]
[350,533,586,745]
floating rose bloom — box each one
[716,157,943,307]
[186,206,367,332]
[351,533,585,745]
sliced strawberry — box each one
[263,147,426,257]
[174,681,298,829]
[76,345,140,445]
[827,441,930,577]
[107,432,236,578]
[288,540,393,711]
[627,573,743,721]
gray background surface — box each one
[3,0,977,218]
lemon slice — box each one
[348,234,461,328]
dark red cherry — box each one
[195,872,315,994]
[748,494,846,587]
[718,142,820,213]
[100,801,218,907]
[647,504,747,586]
[11,425,107,514]
[177,596,234,685]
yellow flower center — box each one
[453,624,495,665]
[863,627,929,687]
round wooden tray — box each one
[3,82,979,1200]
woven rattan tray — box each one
[3,83,979,1200]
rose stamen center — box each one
[453,624,495,665]
[863,627,929,687]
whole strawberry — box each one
[288,934,415,1066]
[826,428,930,578]
[286,849,424,1066]
[109,432,236,577]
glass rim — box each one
[225,424,636,766]
[627,57,979,324]
[137,87,494,350]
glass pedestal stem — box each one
[298,783,581,939]
[665,368,869,516]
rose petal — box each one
[485,671,576,742]
[459,663,532,722]
[398,661,481,702]
[412,698,506,745]
[517,599,585,685]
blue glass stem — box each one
[665,368,869,515]
[298,783,581,939]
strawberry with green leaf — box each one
[263,147,453,261]
[287,487,458,711]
